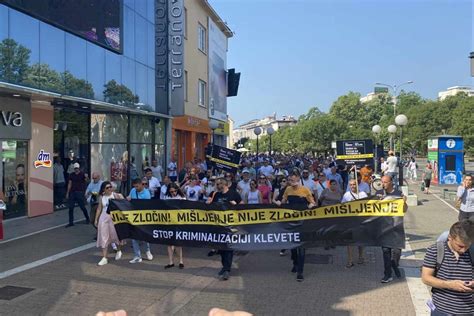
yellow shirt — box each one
[283,185,315,205]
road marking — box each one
[0,217,87,244]
[0,243,95,279]
[432,194,459,214]
[401,240,430,316]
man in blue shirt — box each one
[327,165,344,191]
[127,178,154,263]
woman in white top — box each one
[164,182,186,269]
[94,181,124,266]
[245,180,262,204]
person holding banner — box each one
[281,170,316,282]
[94,181,124,266]
[342,179,368,268]
[379,175,407,283]
[164,183,186,269]
[206,177,243,281]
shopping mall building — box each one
[0,0,237,221]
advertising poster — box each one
[208,18,228,122]
[427,138,439,184]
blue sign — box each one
[437,136,464,185]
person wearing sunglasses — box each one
[164,182,186,269]
[257,176,272,204]
[244,180,262,204]
[127,178,154,264]
[95,181,124,266]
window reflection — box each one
[65,34,94,99]
[130,116,152,143]
[91,143,127,193]
[146,0,155,23]
[121,57,136,105]
[0,5,7,42]
[39,22,65,93]
[136,63,148,109]
[9,10,39,87]
[91,114,128,143]
[87,42,105,101]
[135,15,147,65]
[147,22,154,68]
[155,120,166,144]
[135,0,147,19]
[147,67,155,110]
[130,144,152,181]
[123,6,135,59]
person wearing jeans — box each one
[127,178,153,263]
[65,163,90,227]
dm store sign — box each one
[34,150,52,168]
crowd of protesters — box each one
[67,149,474,313]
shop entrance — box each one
[53,110,90,209]
[1,140,28,219]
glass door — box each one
[1,140,28,219]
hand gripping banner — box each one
[109,199,406,250]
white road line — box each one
[0,217,87,244]
[402,241,431,316]
[432,194,459,214]
[0,242,95,279]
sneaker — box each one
[115,250,122,261]
[221,271,230,281]
[98,257,108,266]
[381,276,393,283]
[218,269,225,276]
[291,266,297,273]
[279,250,286,256]
[145,251,153,261]
[65,223,74,228]
[208,250,217,257]
[112,243,118,251]
[129,257,142,264]
[296,274,304,282]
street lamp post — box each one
[209,119,219,146]
[267,127,275,155]
[375,81,413,116]
[254,127,262,157]
[387,125,397,151]
[395,114,408,187]
[372,124,382,173]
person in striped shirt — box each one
[421,220,474,315]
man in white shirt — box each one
[150,159,163,182]
[259,160,274,178]
[144,168,161,198]
[301,169,318,199]
[385,151,399,186]
[346,173,371,195]
[237,169,251,200]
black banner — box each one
[206,145,241,173]
[336,139,374,166]
[109,199,406,250]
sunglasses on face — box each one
[142,182,148,185]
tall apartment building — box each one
[438,86,474,100]
[169,0,235,168]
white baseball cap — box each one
[73,163,80,169]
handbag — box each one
[420,181,425,191]
[455,198,462,209]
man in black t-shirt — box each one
[65,163,90,227]
[207,177,242,281]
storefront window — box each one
[1,140,28,219]
[130,116,152,143]
[130,144,152,180]
[90,143,127,194]
[91,114,128,143]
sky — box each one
[208,0,473,126]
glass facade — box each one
[0,1,157,112]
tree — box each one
[22,63,63,93]
[0,38,30,84]
[103,79,139,107]
[298,106,324,121]
[62,71,94,99]
[451,99,474,155]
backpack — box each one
[435,232,474,276]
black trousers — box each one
[382,247,401,278]
[291,247,306,274]
[220,250,234,272]
[68,191,90,225]
[458,211,474,221]
[54,183,65,205]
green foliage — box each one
[103,79,139,107]
[0,38,30,84]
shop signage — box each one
[155,0,185,116]
[0,98,31,139]
[214,121,230,136]
[34,150,52,168]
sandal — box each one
[165,264,175,269]
[345,262,354,268]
